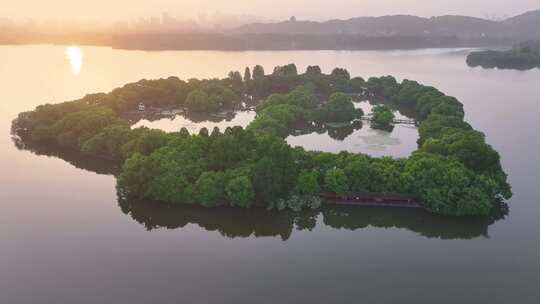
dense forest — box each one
[12,64,512,216]
[467,40,540,70]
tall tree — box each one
[244,67,252,82]
[228,71,243,93]
[273,64,298,77]
[226,174,255,208]
[252,65,265,80]
[305,65,322,76]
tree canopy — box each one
[315,93,363,123]
[371,105,395,128]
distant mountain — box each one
[2,9,539,51]
[503,10,540,39]
[235,15,430,36]
[233,10,538,40]
[429,15,506,37]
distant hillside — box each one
[503,10,540,39]
[429,15,506,37]
[2,9,539,51]
[233,10,538,41]
[234,15,431,36]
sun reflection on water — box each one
[66,46,83,75]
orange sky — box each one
[3,0,539,22]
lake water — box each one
[1,45,539,303]
[133,110,256,133]
[286,101,419,157]
[133,101,419,157]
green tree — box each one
[211,127,221,137]
[350,77,365,92]
[81,124,132,160]
[195,171,226,207]
[117,153,154,198]
[148,165,194,204]
[226,174,255,208]
[185,89,218,112]
[418,114,472,144]
[330,68,351,92]
[179,127,190,137]
[344,156,374,192]
[372,105,395,128]
[404,153,495,216]
[199,127,209,137]
[273,64,298,77]
[252,138,298,203]
[228,71,244,93]
[122,128,169,157]
[305,65,322,76]
[295,170,321,196]
[317,92,359,122]
[244,67,251,82]
[252,65,265,80]
[324,168,348,195]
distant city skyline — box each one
[2,0,539,25]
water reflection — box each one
[132,110,256,134]
[130,102,418,157]
[326,122,360,141]
[11,130,507,241]
[119,199,508,240]
[11,133,119,176]
[287,100,419,157]
[289,120,363,141]
[358,126,403,151]
[4,46,540,302]
[287,122,417,158]
[66,46,83,75]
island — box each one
[467,41,540,70]
[370,105,396,130]
[12,64,512,216]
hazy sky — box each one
[4,0,539,22]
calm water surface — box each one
[286,101,419,157]
[134,101,419,157]
[1,46,539,303]
[133,110,257,134]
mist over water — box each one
[1,45,539,303]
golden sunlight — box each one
[66,46,83,75]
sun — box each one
[66,46,83,76]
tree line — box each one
[467,41,540,70]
